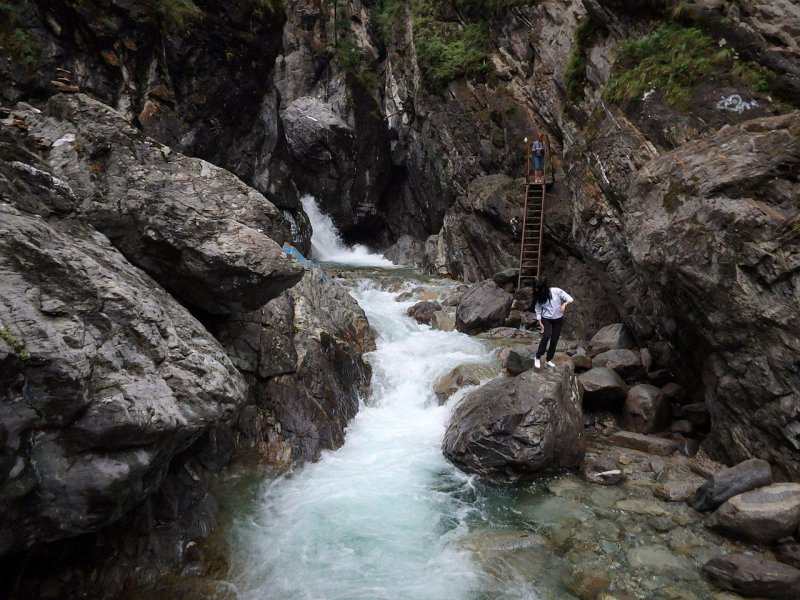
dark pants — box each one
[536,317,563,361]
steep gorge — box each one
[0,0,798,597]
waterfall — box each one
[300,195,396,268]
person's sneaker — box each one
[534,357,541,369]
[546,360,556,368]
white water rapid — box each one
[300,195,396,267]
[223,200,502,599]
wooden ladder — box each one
[517,181,546,289]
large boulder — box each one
[18,94,303,314]
[442,365,585,482]
[624,114,800,480]
[407,301,441,325]
[455,280,513,335]
[0,204,244,556]
[592,349,645,381]
[621,384,670,433]
[214,269,375,461]
[588,324,635,356]
[691,458,774,512]
[578,367,628,408]
[707,483,800,544]
[703,553,800,600]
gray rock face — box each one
[503,345,538,376]
[578,367,628,407]
[778,543,800,569]
[692,458,774,512]
[455,280,513,335]
[592,349,644,382]
[703,553,800,600]
[588,324,636,356]
[608,431,679,456]
[19,94,302,314]
[407,301,441,325]
[431,310,456,332]
[0,204,244,556]
[621,384,670,434]
[708,483,800,544]
[383,234,426,267]
[214,269,375,460]
[442,365,585,482]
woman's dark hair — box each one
[532,275,551,306]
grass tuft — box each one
[605,25,773,108]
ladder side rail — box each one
[517,183,532,289]
[536,184,546,276]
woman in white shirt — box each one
[531,276,574,369]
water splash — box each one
[301,195,396,268]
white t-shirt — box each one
[534,287,574,320]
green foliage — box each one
[370,0,401,45]
[335,38,380,90]
[149,0,203,28]
[605,25,774,107]
[413,15,489,91]
[564,15,607,103]
[0,328,30,360]
[0,2,41,67]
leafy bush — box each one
[564,14,607,103]
[414,16,489,91]
[605,25,773,107]
[0,2,41,67]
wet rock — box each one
[578,367,628,408]
[707,483,800,544]
[214,269,375,461]
[433,364,495,404]
[503,345,538,375]
[655,480,705,503]
[588,323,635,356]
[383,234,426,267]
[621,384,670,434]
[455,280,513,335]
[407,301,441,325]
[627,544,693,574]
[671,420,695,435]
[20,94,302,314]
[703,553,800,599]
[592,349,645,382]
[674,435,702,458]
[581,456,625,486]
[443,365,585,482]
[691,458,773,512]
[608,431,679,456]
[431,310,456,332]
[777,543,800,569]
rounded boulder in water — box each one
[442,364,585,482]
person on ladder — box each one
[532,132,547,184]
[531,275,574,369]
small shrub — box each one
[413,17,489,91]
[0,328,30,360]
[564,14,608,103]
[0,3,41,68]
[605,25,774,107]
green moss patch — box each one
[564,14,608,103]
[0,328,30,360]
[605,24,772,108]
